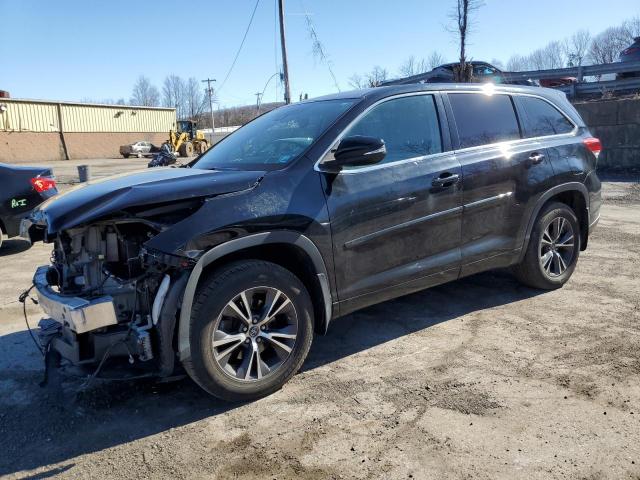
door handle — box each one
[528,152,545,165]
[432,172,460,188]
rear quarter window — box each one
[448,93,521,149]
[518,96,575,137]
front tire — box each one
[183,260,314,401]
[513,202,581,290]
[179,142,194,157]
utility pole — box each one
[278,0,291,104]
[201,78,216,130]
[255,92,263,111]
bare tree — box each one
[544,41,566,68]
[130,76,160,107]
[490,58,504,69]
[427,51,446,70]
[398,56,431,77]
[184,77,206,120]
[399,56,418,77]
[366,66,389,87]
[527,41,566,70]
[527,48,547,70]
[622,16,640,40]
[589,26,629,64]
[506,54,530,72]
[80,97,127,105]
[348,74,367,90]
[563,29,592,67]
[448,0,485,82]
[162,74,186,119]
[349,66,389,89]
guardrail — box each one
[384,61,640,97]
[502,60,640,81]
[502,60,640,97]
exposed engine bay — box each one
[34,220,183,377]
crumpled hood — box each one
[31,167,264,234]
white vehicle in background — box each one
[119,141,155,159]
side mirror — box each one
[323,135,386,170]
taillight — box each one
[583,137,602,159]
[31,177,57,193]
[622,47,639,55]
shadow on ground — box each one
[0,269,541,477]
[0,239,32,257]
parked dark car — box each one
[0,163,57,249]
[24,84,602,401]
[618,36,640,78]
[383,61,534,86]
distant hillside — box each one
[194,102,285,128]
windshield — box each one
[193,99,355,170]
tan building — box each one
[0,98,176,162]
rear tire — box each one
[136,152,142,158]
[513,202,581,290]
[183,260,314,402]
[197,141,209,155]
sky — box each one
[2,0,638,108]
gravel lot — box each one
[0,177,638,480]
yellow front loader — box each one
[169,120,210,157]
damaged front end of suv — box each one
[23,167,263,380]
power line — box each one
[274,0,279,102]
[217,0,261,94]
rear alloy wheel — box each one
[513,202,580,289]
[539,216,576,278]
[184,260,314,401]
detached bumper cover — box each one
[33,265,118,334]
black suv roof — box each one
[312,82,564,103]
[309,83,584,128]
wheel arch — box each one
[177,231,333,363]
[519,182,590,262]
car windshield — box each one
[193,99,355,170]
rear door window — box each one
[518,96,575,137]
[343,94,442,165]
[448,93,521,149]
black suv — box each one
[25,84,602,401]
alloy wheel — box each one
[211,286,298,382]
[539,216,575,277]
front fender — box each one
[177,231,333,363]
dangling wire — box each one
[299,0,341,92]
[18,284,44,356]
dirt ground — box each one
[0,178,639,480]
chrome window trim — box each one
[314,89,579,174]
